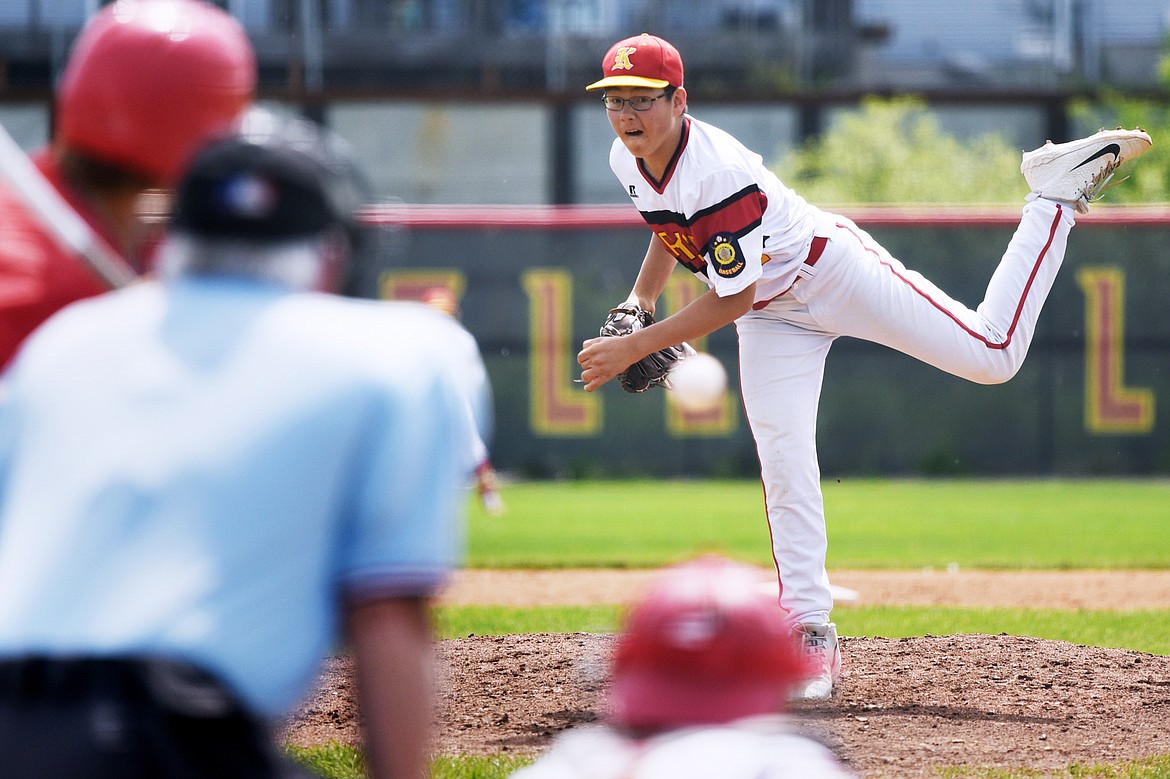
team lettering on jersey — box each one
[654,228,704,272]
[637,184,766,279]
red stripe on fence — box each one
[357,203,1170,230]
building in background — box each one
[2,1,1166,93]
[1,0,1167,204]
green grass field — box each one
[294,478,1170,779]
[434,604,1170,656]
[467,478,1170,569]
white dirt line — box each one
[438,568,1170,610]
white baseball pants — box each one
[735,197,1074,623]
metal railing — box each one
[0,0,1163,96]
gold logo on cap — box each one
[613,46,637,72]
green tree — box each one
[772,96,1027,205]
[1071,90,1170,207]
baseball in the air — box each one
[668,353,728,411]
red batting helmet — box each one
[607,555,807,730]
[56,0,256,186]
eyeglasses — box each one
[602,93,669,112]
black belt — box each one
[0,656,240,717]
[0,656,302,778]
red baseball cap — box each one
[586,33,684,91]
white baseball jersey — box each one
[607,115,833,304]
[604,108,1076,644]
[510,717,855,779]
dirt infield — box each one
[438,568,1170,610]
[283,569,1170,778]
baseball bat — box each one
[0,121,137,289]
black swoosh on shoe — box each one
[1072,143,1121,171]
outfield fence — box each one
[355,204,1170,478]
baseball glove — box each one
[599,305,696,393]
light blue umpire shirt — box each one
[0,275,486,718]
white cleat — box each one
[791,622,841,701]
[796,675,834,701]
[1021,127,1152,214]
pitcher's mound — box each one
[283,632,1170,778]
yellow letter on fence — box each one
[523,269,601,436]
[663,274,736,436]
[379,270,466,305]
[1076,267,1154,434]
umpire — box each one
[0,111,488,778]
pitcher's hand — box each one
[577,336,640,392]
